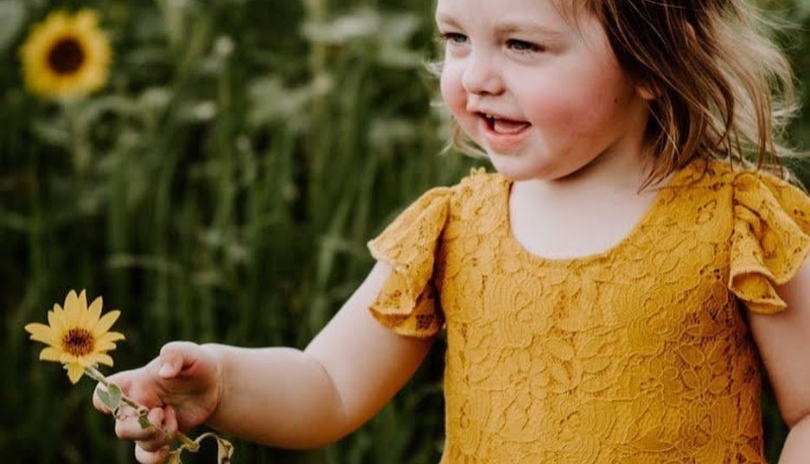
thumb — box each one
[157,341,200,379]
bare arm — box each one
[747,260,810,463]
[778,416,810,463]
[206,261,437,448]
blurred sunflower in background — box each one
[19,9,112,100]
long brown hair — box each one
[592,0,797,184]
[443,0,799,184]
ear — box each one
[635,81,659,101]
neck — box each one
[517,150,657,207]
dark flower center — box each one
[62,328,94,356]
[47,37,85,75]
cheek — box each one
[523,69,630,134]
[440,64,467,118]
[522,87,589,132]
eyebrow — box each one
[434,13,461,28]
[435,13,565,38]
[495,20,565,37]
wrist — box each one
[200,343,226,427]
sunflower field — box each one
[2,0,810,463]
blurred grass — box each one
[1,0,809,463]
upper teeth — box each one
[484,113,494,120]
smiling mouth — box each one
[479,113,531,135]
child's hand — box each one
[92,341,222,464]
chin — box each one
[488,153,556,182]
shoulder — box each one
[454,166,507,193]
[667,158,808,210]
[705,158,810,228]
[367,167,503,257]
[389,167,505,208]
[678,157,805,191]
[450,167,509,212]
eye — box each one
[441,32,469,46]
[506,39,545,53]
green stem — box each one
[84,365,199,451]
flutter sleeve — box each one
[366,187,453,337]
[729,170,810,314]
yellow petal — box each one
[24,323,58,346]
[39,347,62,362]
[87,296,103,326]
[60,353,77,364]
[77,290,89,327]
[52,303,65,321]
[24,322,50,336]
[49,12,69,28]
[64,290,80,325]
[75,9,99,29]
[93,310,121,336]
[97,331,125,344]
[95,340,118,352]
[47,309,65,333]
[66,363,84,384]
[88,353,114,367]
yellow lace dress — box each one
[366,159,810,464]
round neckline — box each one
[498,163,697,266]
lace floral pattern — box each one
[367,160,810,464]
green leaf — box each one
[96,389,110,408]
[138,415,152,430]
[106,384,123,409]
[97,384,123,412]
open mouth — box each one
[479,113,531,135]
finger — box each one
[115,408,164,442]
[158,341,200,379]
[135,444,170,464]
[164,405,179,436]
[117,404,139,420]
[136,408,176,452]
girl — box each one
[95,0,810,462]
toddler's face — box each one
[437,0,652,182]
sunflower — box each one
[19,9,112,99]
[25,290,125,384]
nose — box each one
[461,51,504,96]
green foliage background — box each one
[1,0,808,463]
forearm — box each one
[779,415,810,464]
[203,344,349,449]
